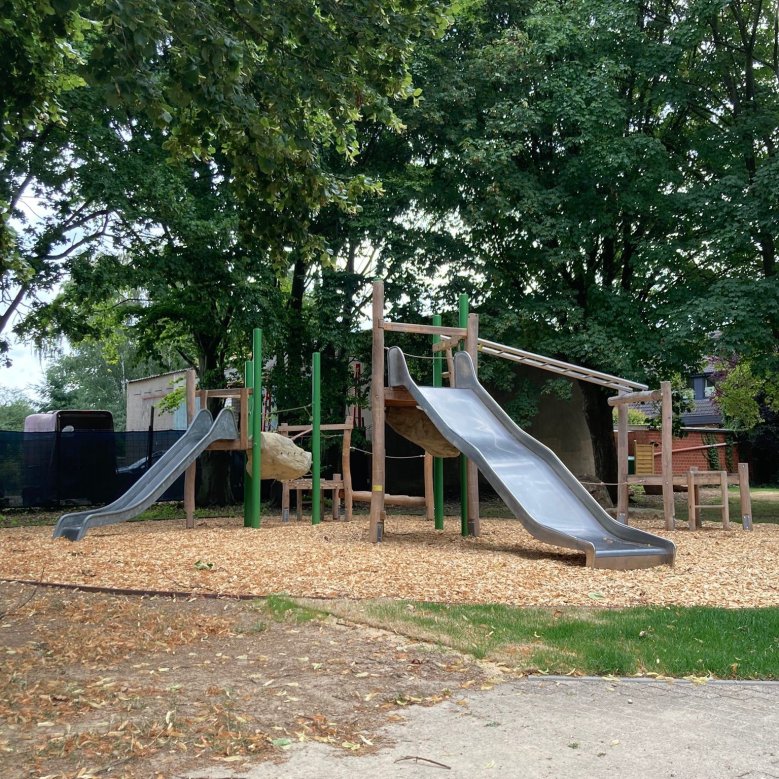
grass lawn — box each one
[315,599,779,680]
[629,485,779,525]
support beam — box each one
[369,280,385,542]
[466,312,480,536]
[661,380,674,530]
[616,404,629,524]
[243,360,253,528]
[382,321,467,338]
[608,389,662,406]
[432,314,444,530]
[739,462,752,530]
[424,453,434,521]
[250,328,263,528]
[311,352,321,525]
[458,295,469,537]
[184,368,196,529]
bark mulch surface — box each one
[1,513,777,778]
[1,512,777,608]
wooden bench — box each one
[278,419,353,522]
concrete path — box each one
[183,676,779,779]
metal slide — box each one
[387,347,675,569]
[52,408,239,542]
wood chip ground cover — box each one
[1,511,777,777]
[1,513,777,608]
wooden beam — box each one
[466,313,480,536]
[432,336,465,353]
[608,389,662,406]
[369,280,385,542]
[342,418,353,522]
[279,423,354,433]
[720,470,730,530]
[383,321,468,338]
[184,368,196,529]
[739,462,752,530]
[661,381,675,530]
[616,404,629,523]
[478,338,647,392]
[628,474,740,486]
[353,491,426,507]
[424,453,434,521]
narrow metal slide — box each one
[52,408,239,542]
[387,347,675,569]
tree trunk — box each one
[579,381,618,502]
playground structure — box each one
[53,283,752,556]
[366,279,752,566]
[53,329,312,541]
[610,389,752,531]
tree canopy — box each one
[3,0,779,487]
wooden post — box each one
[311,352,321,525]
[465,312,480,536]
[369,280,385,542]
[332,474,341,520]
[687,467,697,531]
[250,328,263,528]
[243,360,253,528]
[458,295,469,536]
[739,462,752,530]
[424,453,434,521]
[432,315,445,530]
[184,368,196,529]
[616,403,629,523]
[720,470,730,530]
[296,489,303,521]
[660,380,675,530]
[281,481,290,522]
[342,419,353,522]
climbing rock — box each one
[246,432,312,480]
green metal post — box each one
[250,328,262,529]
[432,315,444,530]
[311,352,321,525]
[458,294,469,537]
[243,359,253,528]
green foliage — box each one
[37,332,184,430]
[612,406,650,426]
[5,0,446,404]
[0,386,39,430]
[714,360,779,431]
[702,432,720,470]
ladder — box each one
[687,468,730,530]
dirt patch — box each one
[0,582,491,779]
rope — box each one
[275,403,312,415]
[383,346,439,361]
[350,446,424,460]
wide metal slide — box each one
[52,408,239,542]
[387,347,675,569]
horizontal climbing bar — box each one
[382,321,468,338]
[607,389,662,406]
